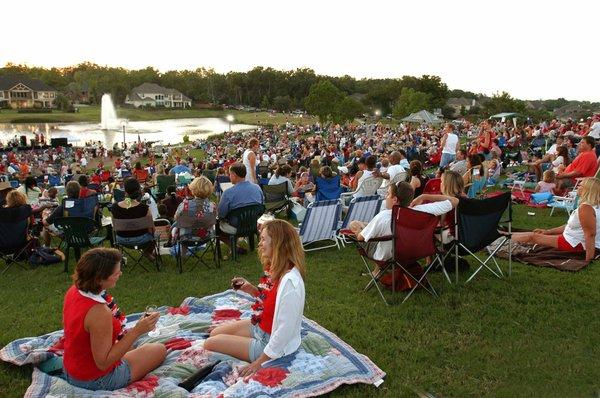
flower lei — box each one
[101,292,127,341]
[250,273,275,325]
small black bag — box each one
[29,247,62,266]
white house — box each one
[125,83,192,108]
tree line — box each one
[1,63,596,123]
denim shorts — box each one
[116,232,154,247]
[248,323,270,362]
[65,360,131,391]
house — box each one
[446,97,479,117]
[125,83,192,108]
[0,75,57,108]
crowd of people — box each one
[2,111,600,390]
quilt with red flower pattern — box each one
[1,290,385,397]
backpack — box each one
[379,263,424,292]
[29,247,63,266]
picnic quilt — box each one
[1,290,385,397]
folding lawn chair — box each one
[175,211,219,272]
[298,199,342,251]
[466,176,487,198]
[548,194,578,217]
[202,168,217,184]
[53,217,106,273]
[337,195,382,246]
[112,214,162,272]
[217,204,265,262]
[449,192,512,283]
[340,176,383,210]
[262,183,292,215]
[360,206,444,304]
[315,175,343,201]
[0,206,34,275]
[377,171,406,198]
[156,174,176,200]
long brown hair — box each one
[259,220,306,282]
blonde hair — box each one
[542,169,555,183]
[189,176,213,199]
[5,190,27,208]
[579,177,600,207]
[441,170,464,197]
[259,219,306,282]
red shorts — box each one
[557,235,584,252]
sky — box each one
[1,0,598,101]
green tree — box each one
[303,80,344,123]
[260,95,270,109]
[53,93,71,111]
[273,95,292,112]
[332,97,365,124]
[392,88,430,118]
[482,91,526,117]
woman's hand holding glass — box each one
[134,307,160,335]
[231,277,254,295]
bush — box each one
[17,108,53,114]
[182,135,190,143]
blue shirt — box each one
[218,181,263,223]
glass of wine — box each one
[144,305,160,337]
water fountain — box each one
[100,93,120,130]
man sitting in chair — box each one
[348,181,454,277]
[217,162,263,255]
[555,136,597,191]
[42,181,99,246]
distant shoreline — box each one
[0,106,318,126]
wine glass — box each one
[145,305,160,337]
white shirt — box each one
[546,144,558,155]
[563,204,600,249]
[242,149,256,183]
[589,122,600,139]
[552,155,564,173]
[360,200,453,261]
[263,267,305,359]
[382,164,405,188]
[442,133,458,155]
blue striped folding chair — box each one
[298,199,342,251]
[337,195,382,246]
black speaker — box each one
[20,135,27,147]
[50,138,68,148]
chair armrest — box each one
[367,235,393,242]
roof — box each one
[447,97,476,107]
[490,112,519,119]
[0,74,56,91]
[401,110,442,124]
[130,82,191,101]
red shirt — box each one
[63,286,121,380]
[564,150,598,178]
[79,187,95,198]
[258,281,280,334]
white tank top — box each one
[563,204,600,248]
[442,133,458,155]
[354,169,374,198]
[242,149,255,183]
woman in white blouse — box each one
[512,177,600,261]
[204,219,306,376]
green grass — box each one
[0,106,317,126]
[1,204,600,397]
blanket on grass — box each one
[489,239,599,272]
[1,290,385,398]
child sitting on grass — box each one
[535,170,556,194]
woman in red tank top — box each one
[204,220,306,377]
[62,248,166,391]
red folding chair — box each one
[361,205,444,304]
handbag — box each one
[29,247,63,266]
